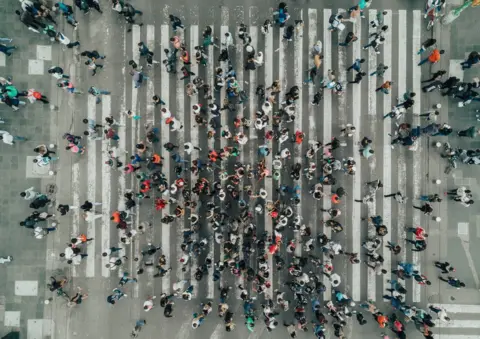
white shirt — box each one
[143,299,154,311]
[161,109,172,120]
[64,247,75,259]
[0,131,14,145]
[184,142,193,155]
[23,187,38,200]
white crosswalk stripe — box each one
[57,7,442,314]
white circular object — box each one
[246,45,253,53]
[435,142,442,148]
[435,179,441,185]
[434,103,441,109]
[44,299,50,305]
[49,144,56,149]
[435,217,442,222]
[48,170,55,176]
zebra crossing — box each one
[54,6,453,313]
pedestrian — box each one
[88,86,110,103]
[371,10,387,28]
[0,131,27,145]
[20,187,40,200]
[57,204,78,216]
[370,63,388,77]
[54,32,80,48]
[85,59,103,76]
[438,276,465,289]
[180,66,195,80]
[169,14,185,32]
[407,226,427,240]
[405,239,427,252]
[363,34,384,53]
[48,66,69,79]
[66,142,86,154]
[347,58,365,72]
[418,49,444,66]
[385,241,401,255]
[349,72,366,84]
[339,31,358,47]
[412,203,433,215]
[131,319,146,338]
[419,193,442,202]
[0,43,17,56]
[34,226,57,239]
[429,306,450,322]
[131,69,148,88]
[27,89,49,104]
[376,81,393,94]
[461,51,480,70]
[434,261,455,274]
[383,191,407,203]
[143,295,156,311]
[457,126,478,138]
[57,80,82,94]
[102,247,123,257]
[15,9,44,33]
[138,41,153,58]
[311,91,323,105]
[422,70,447,83]
[104,128,120,141]
[152,95,166,106]
[417,38,436,54]
[118,272,137,286]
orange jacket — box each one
[111,211,120,223]
[428,49,441,63]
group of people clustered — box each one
[7,0,475,338]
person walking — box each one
[417,38,436,54]
[20,187,40,200]
[339,31,358,47]
[57,204,78,216]
[0,130,27,145]
[457,126,478,138]
[347,58,365,72]
[412,203,433,215]
[422,70,447,83]
[169,14,185,32]
[370,63,388,77]
[418,49,444,66]
[461,51,480,70]
[405,239,427,252]
[434,261,455,274]
[0,43,17,56]
[384,191,407,203]
[438,276,465,289]
[349,72,367,84]
[376,81,393,94]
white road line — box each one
[117,27,127,276]
[435,320,480,329]
[85,95,97,278]
[293,9,303,259]
[264,10,274,296]
[101,96,112,278]
[144,23,156,291]
[428,304,480,313]
[71,162,80,277]
[436,336,480,339]
[396,10,408,266]
[381,9,393,295]
[174,25,186,296]
[204,22,216,298]
[412,9,422,303]
[307,7,317,275]
[131,24,141,287]
[322,8,332,299]
[187,24,199,295]
[160,24,171,294]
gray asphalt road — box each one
[2,1,480,339]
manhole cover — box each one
[46,184,57,195]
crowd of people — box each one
[4,0,477,338]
